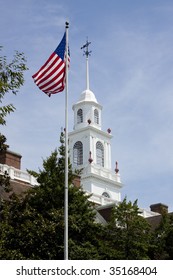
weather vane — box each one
[81,38,92,58]
[81,37,92,90]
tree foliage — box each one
[0,47,28,201]
[0,46,28,151]
[149,210,173,260]
[105,198,152,259]
[1,129,173,259]
[0,131,173,260]
[0,132,102,259]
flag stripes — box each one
[32,32,70,96]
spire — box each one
[81,38,92,90]
[77,38,98,104]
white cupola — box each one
[73,88,102,131]
[69,39,123,205]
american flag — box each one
[32,32,70,97]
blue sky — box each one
[1,0,173,212]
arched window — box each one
[102,192,110,198]
[73,141,83,165]
[94,109,99,124]
[96,141,104,167]
[77,109,83,123]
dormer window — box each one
[94,109,99,124]
[96,141,104,167]
[77,109,83,123]
[73,141,83,165]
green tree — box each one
[165,215,173,259]
[0,47,28,205]
[0,46,28,151]
[149,210,173,260]
[0,132,103,259]
[105,198,151,259]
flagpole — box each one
[64,21,69,260]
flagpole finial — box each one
[65,21,69,28]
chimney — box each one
[150,203,168,214]
[0,150,22,169]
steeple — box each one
[68,39,123,206]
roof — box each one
[77,89,98,103]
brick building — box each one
[0,150,38,199]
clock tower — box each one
[68,40,123,205]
